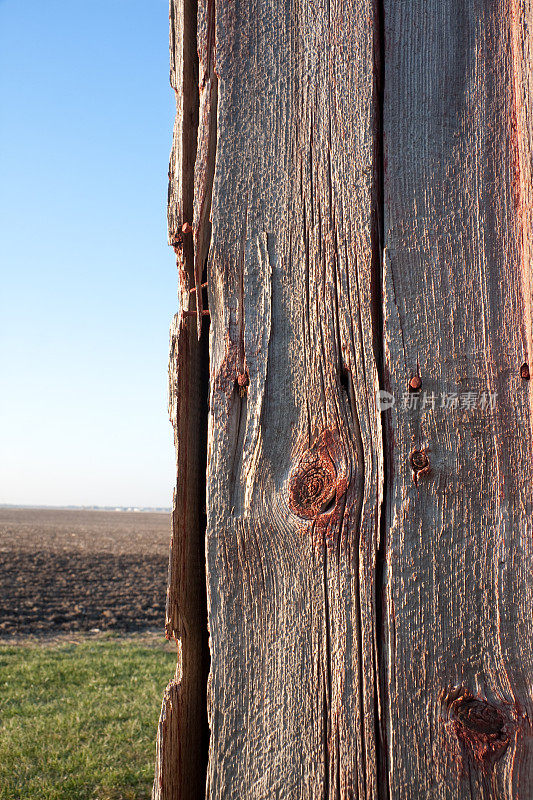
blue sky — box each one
[0,0,178,507]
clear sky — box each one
[0,0,178,507]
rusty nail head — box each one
[409,375,422,392]
[237,372,249,397]
[520,363,530,380]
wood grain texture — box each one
[204,0,383,797]
[382,1,533,797]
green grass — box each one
[0,636,176,800]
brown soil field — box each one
[0,508,171,637]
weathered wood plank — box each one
[205,1,383,797]
[167,0,197,309]
[153,674,182,800]
[158,0,533,796]
[153,323,209,800]
[382,1,533,796]
[153,1,209,798]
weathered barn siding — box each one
[155,1,533,797]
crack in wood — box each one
[372,0,388,796]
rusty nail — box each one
[181,222,193,235]
[237,371,249,397]
[182,309,210,318]
[410,449,429,473]
[520,363,530,380]
[409,375,422,392]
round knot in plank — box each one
[452,696,505,737]
[443,687,514,764]
[410,449,429,472]
[289,431,345,520]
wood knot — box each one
[453,697,505,737]
[409,449,430,483]
[520,362,530,380]
[289,431,345,520]
[443,687,514,763]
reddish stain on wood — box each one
[213,335,239,398]
[170,229,183,252]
